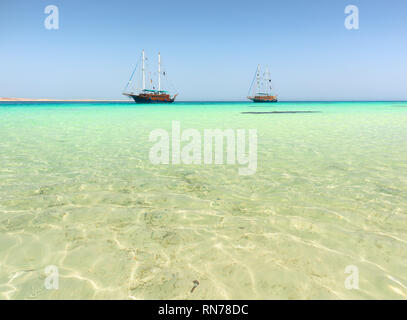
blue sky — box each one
[1,0,406,100]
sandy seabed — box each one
[0,101,406,299]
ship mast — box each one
[265,65,271,94]
[158,52,161,92]
[142,49,145,91]
[256,64,261,95]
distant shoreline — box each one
[0,98,128,102]
[1,98,406,103]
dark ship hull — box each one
[124,92,177,104]
[248,95,278,103]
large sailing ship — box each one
[123,50,177,103]
[247,65,278,103]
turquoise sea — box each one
[0,101,406,299]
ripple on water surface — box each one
[0,102,407,299]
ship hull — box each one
[125,93,176,104]
[248,96,278,103]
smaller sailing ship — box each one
[247,65,278,103]
[123,50,177,103]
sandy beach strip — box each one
[0,97,128,102]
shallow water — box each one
[0,101,406,299]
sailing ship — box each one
[123,50,177,103]
[247,65,278,103]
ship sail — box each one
[123,50,177,103]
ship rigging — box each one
[123,50,177,103]
[247,65,278,103]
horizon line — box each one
[1,99,406,103]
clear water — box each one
[0,101,406,299]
